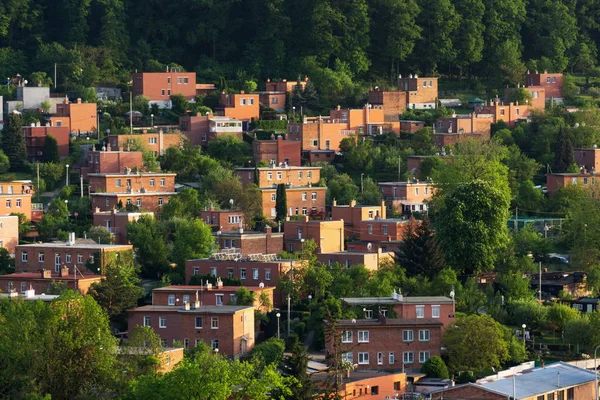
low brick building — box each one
[474,101,531,128]
[53,97,97,134]
[252,135,301,166]
[317,250,394,271]
[217,92,259,125]
[331,200,387,240]
[108,130,182,157]
[152,282,275,312]
[132,70,196,105]
[433,113,494,146]
[200,207,246,231]
[128,304,255,357]
[546,172,600,195]
[214,227,284,257]
[400,120,426,133]
[398,75,439,110]
[22,125,70,162]
[314,370,407,399]
[379,180,435,215]
[14,239,132,275]
[283,217,344,253]
[574,147,600,172]
[0,267,103,295]
[179,114,243,146]
[0,215,19,255]
[0,180,34,220]
[92,208,152,245]
[81,149,144,179]
[526,70,564,103]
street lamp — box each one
[151,113,154,128]
[522,324,527,347]
[276,312,281,339]
[361,173,364,193]
[595,344,600,400]
[65,164,70,186]
[292,106,296,118]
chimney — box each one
[336,105,341,111]
[206,282,213,290]
[77,98,82,104]
[304,215,309,222]
[265,226,272,234]
[95,207,100,213]
[216,278,223,288]
[60,265,69,277]
[240,90,245,94]
[332,199,337,206]
[40,269,52,279]
[350,200,356,208]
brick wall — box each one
[133,72,196,101]
[88,173,176,193]
[283,219,344,253]
[0,215,19,255]
[253,137,302,166]
[109,132,182,156]
[574,148,600,172]
[92,193,173,213]
[236,167,321,188]
[261,187,326,220]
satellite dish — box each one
[367,243,373,251]
[259,282,265,288]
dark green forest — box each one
[0,0,596,93]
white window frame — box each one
[65,254,71,264]
[342,352,353,363]
[265,269,271,280]
[195,316,203,329]
[211,317,219,329]
[168,294,175,305]
[432,305,440,318]
[21,252,28,262]
[358,352,369,365]
[389,352,395,364]
[159,317,167,328]
[358,330,369,343]
[377,352,383,365]
[419,329,430,342]
[311,192,317,200]
[403,351,414,364]
[252,268,259,280]
[240,268,246,279]
[419,351,430,363]
[403,330,414,342]
[342,330,353,343]
[143,316,151,327]
[416,305,425,318]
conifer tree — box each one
[554,127,575,173]
[275,183,287,222]
[43,134,60,163]
[2,112,28,171]
[395,217,446,278]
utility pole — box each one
[287,295,291,337]
[129,91,133,135]
[54,63,57,89]
[398,156,401,181]
[539,261,542,301]
[36,163,40,202]
[80,175,83,198]
[514,207,518,232]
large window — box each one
[402,330,414,342]
[342,331,353,343]
[358,352,369,365]
[419,351,430,363]
[159,317,167,328]
[403,351,414,364]
[416,305,425,318]
[419,329,430,342]
[195,317,203,329]
[342,352,353,363]
[432,305,440,318]
[168,294,175,305]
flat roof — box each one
[337,318,443,327]
[17,242,131,249]
[475,362,596,398]
[154,285,273,292]
[87,172,176,177]
[0,272,104,281]
[209,116,241,121]
[379,181,433,186]
[90,191,176,196]
[215,231,283,237]
[0,293,59,301]
[130,305,253,314]
[341,296,453,305]
[236,166,321,171]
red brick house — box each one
[127,304,255,357]
[526,70,564,103]
[80,149,144,179]
[132,70,196,106]
[0,215,19,255]
[200,207,246,231]
[283,218,344,253]
[22,125,70,162]
[379,180,435,215]
[0,266,103,295]
[178,114,242,147]
[217,92,259,125]
[545,172,600,195]
[253,135,301,166]
[0,180,34,221]
[92,208,151,245]
[52,98,98,134]
[213,227,284,257]
[433,113,494,146]
[331,200,387,240]
[574,147,600,172]
[152,282,275,312]
[108,130,182,157]
[474,101,531,128]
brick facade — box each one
[218,92,260,122]
[92,209,151,245]
[132,71,196,102]
[0,181,34,220]
[88,172,176,194]
[283,218,344,253]
[253,136,302,166]
[22,126,70,162]
[236,166,321,188]
[214,228,284,256]
[317,250,394,271]
[81,150,144,179]
[433,113,494,146]
[91,192,173,213]
[398,75,439,109]
[475,101,531,128]
[54,98,98,134]
[0,269,102,295]
[108,131,182,156]
[379,181,435,215]
[526,71,563,100]
[200,208,246,231]
[127,304,254,358]
[0,215,19,255]
[546,172,600,195]
[574,148,600,172]
[331,201,387,240]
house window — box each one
[160,339,167,347]
[216,294,224,306]
[167,77,171,84]
[184,77,189,84]
[116,179,122,187]
[389,352,395,364]
[177,77,182,84]
[193,266,199,275]
[38,252,45,263]
[302,192,307,201]
[500,109,505,116]
[367,225,373,235]
[20,282,26,293]
[143,316,151,327]
[5,199,10,208]
[150,179,155,187]
[271,194,276,202]
[21,252,28,262]
[377,352,383,365]
[271,97,278,104]
[311,192,317,200]
[183,295,190,303]
[432,305,440,318]
[159,317,167,328]
[358,352,369,365]
[419,329,430,342]
[265,269,271,280]
[298,171,303,179]
[419,351,430,363]
[158,198,164,206]
[276,172,282,180]
[342,352,353,363]
[227,269,234,278]
[249,98,254,105]
[16,199,21,208]
[267,172,273,181]
[167,89,171,95]
[105,198,110,207]
[307,171,312,179]
[252,268,259,280]
[56,120,62,126]
[241,98,246,105]
[184,338,189,349]
[302,207,308,215]
[161,89,165,96]
[160,178,166,186]
[211,339,219,350]
[240,268,246,279]
[201,133,207,142]
[382,225,388,235]
[358,331,369,343]
[567,388,574,400]
[77,254,83,263]
[342,331,353,343]
[65,254,71,263]
[168,294,175,305]
[416,305,425,318]
[149,137,157,144]
[195,317,203,329]
[364,309,373,319]
[211,317,219,329]
[311,139,318,147]
[403,330,414,342]
[126,198,132,205]
[516,108,520,115]
[136,198,142,207]
[403,352,414,364]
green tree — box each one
[0,247,13,274]
[171,218,214,269]
[554,128,575,173]
[507,299,548,331]
[444,314,511,372]
[453,0,484,76]
[169,94,189,116]
[421,356,449,378]
[285,339,314,400]
[124,325,164,377]
[326,174,359,205]
[2,112,28,171]
[42,135,60,163]
[417,0,460,73]
[206,135,252,166]
[127,215,170,278]
[88,251,143,325]
[132,95,150,115]
[160,188,202,220]
[546,302,580,338]
[9,212,31,236]
[275,183,287,222]
[86,225,115,244]
[395,218,446,278]
[250,337,285,366]
[232,286,255,306]
[433,180,510,274]
[0,149,9,173]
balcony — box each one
[209,125,242,133]
[31,203,44,211]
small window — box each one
[211,317,219,329]
[358,331,369,343]
[516,108,520,116]
[193,266,199,275]
[77,254,83,263]
[16,199,21,208]
[168,294,175,305]
[403,351,414,364]
[216,294,224,306]
[20,282,26,293]
[161,89,165,96]
[143,316,151,327]
[311,139,318,147]
[21,252,28,262]
[249,98,254,105]
[240,269,246,279]
[211,339,219,350]
[377,352,383,365]
[38,252,45,263]
[167,89,171,95]
[419,351,430,363]
[311,192,317,200]
[65,254,71,263]
[367,225,373,235]
[403,330,414,342]
[160,178,166,186]
[419,329,430,342]
[167,77,171,84]
[389,352,395,364]
[195,317,203,329]
[159,317,167,328]
[265,269,271,280]
[227,269,234,278]
[500,109,505,116]
[342,352,353,363]
[342,331,353,343]
[177,77,182,84]
[416,305,425,318]
[5,199,11,208]
[240,98,246,105]
[158,198,164,206]
[136,198,142,207]
[150,179,155,187]
[149,137,157,144]
[184,77,189,84]
[382,225,388,235]
[358,352,369,365]
[271,194,276,202]
[432,305,440,318]
[252,268,259,280]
